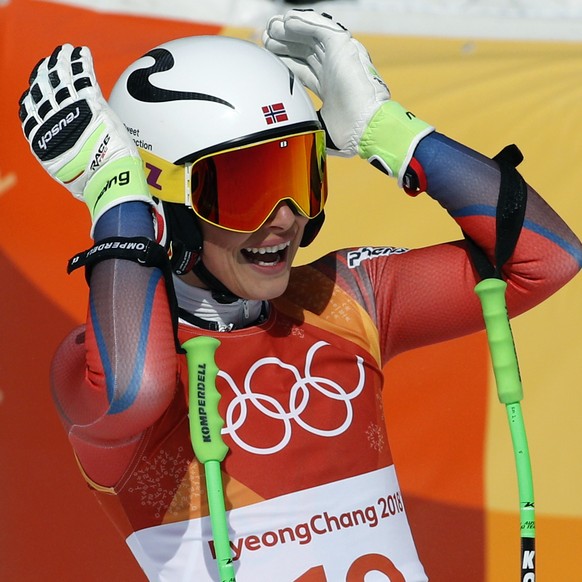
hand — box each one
[264,9,434,184]
[18,44,151,232]
[264,9,389,157]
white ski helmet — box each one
[109,35,321,166]
[108,34,327,294]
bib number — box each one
[295,553,405,581]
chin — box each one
[238,274,291,301]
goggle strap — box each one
[184,163,192,207]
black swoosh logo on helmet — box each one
[126,48,234,108]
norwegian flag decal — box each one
[262,102,288,125]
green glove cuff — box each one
[83,156,151,227]
[358,100,434,186]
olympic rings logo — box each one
[219,341,365,455]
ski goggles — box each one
[140,130,327,233]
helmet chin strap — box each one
[158,201,241,304]
[191,258,241,304]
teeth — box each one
[244,241,290,255]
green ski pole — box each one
[464,143,534,579]
[475,278,535,580]
[182,336,236,582]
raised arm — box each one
[264,9,581,359]
[19,45,179,484]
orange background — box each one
[1,1,581,580]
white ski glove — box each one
[263,9,434,185]
[19,44,151,236]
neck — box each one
[173,275,266,331]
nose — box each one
[264,201,298,231]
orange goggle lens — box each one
[187,130,327,233]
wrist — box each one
[93,201,155,241]
[358,100,434,186]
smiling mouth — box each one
[241,241,291,267]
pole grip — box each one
[474,278,523,404]
[183,336,229,463]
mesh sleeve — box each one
[51,258,179,484]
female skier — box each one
[18,9,581,581]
